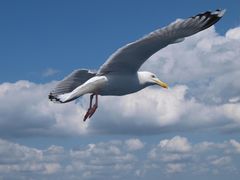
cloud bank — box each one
[0,26,240,137]
[0,136,239,180]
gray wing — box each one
[98,9,225,74]
[49,69,96,101]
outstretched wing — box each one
[49,69,96,102]
[98,9,225,74]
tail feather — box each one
[48,69,96,103]
[48,92,71,103]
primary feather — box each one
[98,9,225,74]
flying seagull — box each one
[49,9,225,121]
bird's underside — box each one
[49,9,225,121]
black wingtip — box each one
[48,92,62,103]
[48,92,54,101]
[191,9,226,30]
[202,9,226,29]
[193,9,226,18]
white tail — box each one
[49,76,107,103]
[57,93,72,103]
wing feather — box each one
[98,9,225,74]
[49,69,96,102]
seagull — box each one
[49,9,225,121]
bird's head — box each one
[138,71,168,89]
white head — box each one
[138,71,168,89]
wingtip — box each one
[194,9,226,30]
[48,92,63,103]
[219,9,226,17]
[212,9,226,17]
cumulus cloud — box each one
[0,138,62,179]
[229,139,240,153]
[226,27,240,40]
[0,80,91,137]
[0,26,240,137]
[158,136,191,153]
[147,136,239,176]
[143,26,240,104]
[0,138,141,179]
[68,140,138,179]
[125,138,144,151]
[166,163,185,173]
[0,136,239,179]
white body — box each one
[99,72,150,96]
[57,72,156,102]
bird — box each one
[49,9,225,121]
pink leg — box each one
[83,94,94,121]
[88,94,98,118]
[83,94,98,121]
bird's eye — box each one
[151,75,155,78]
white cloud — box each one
[0,137,240,179]
[147,136,240,176]
[125,138,144,151]
[229,139,240,153]
[0,138,42,165]
[221,103,240,123]
[166,163,185,173]
[0,80,223,137]
[0,80,89,137]
[158,136,191,153]
[0,138,62,176]
[0,26,240,137]
[62,139,139,179]
[226,27,240,40]
[211,156,232,167]
[43,163,61,174]
[143,26,240,104]
[229,96,240,103]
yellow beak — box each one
[153,79,168,89]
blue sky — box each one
[0,0,239,83]
[0,0,240,179]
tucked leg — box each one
[88,94,98,118]
[83,94,95,121]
